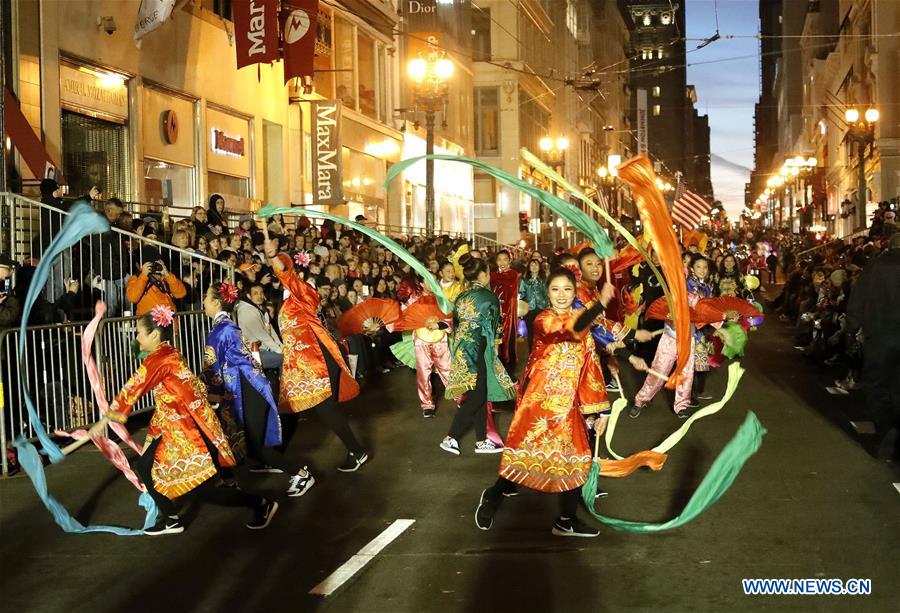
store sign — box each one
[403,0,438,30]
[311,100,344,205]
[233,0,280,68]
[211,129,245,157]
[162,110,178,144]
[282,0,319,83]
[59,64,128,120]
[636,89,648,155]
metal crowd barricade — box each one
[1,310,212,476]
[0,193,234,318]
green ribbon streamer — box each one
[583,410,766,532]
[604,361,745,460]
[384,154,614,258]
[519,148,674,317]
[256,206,452,313]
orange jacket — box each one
[126,272,187,316]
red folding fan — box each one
[693,297,763,325]
[393,295,449,332]
[337,298,401,337]
[645,296,703,323]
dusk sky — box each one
[686,0,761,218]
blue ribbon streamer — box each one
[13,202,157,534]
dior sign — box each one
[311,100,343,205]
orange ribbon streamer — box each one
[599,450,668,477]
[616,156,690,389]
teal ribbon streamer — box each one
[582,411,766,532]
[257,206,452,313]
[13,202,157,535]
[383,154,614,258]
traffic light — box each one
[519,212,529,231]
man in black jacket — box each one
[0,254,19,328]
[848,232,900,460]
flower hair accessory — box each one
[149,305,175,328]
[218,282,239,303]
[561,263,583,284]
[294,251,311,268]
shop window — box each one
[652,86,661,97]
[314,8,334,98]
[208,171,249,201]
[144,159,194,208]
[61,110,131,200]
[202,0,233,21]
[518,87,549,155]
[474,87,500,156]
[472,9,491,61]
[657,47,665,59]
[358,33,377,119]
[334,17,356,110]
[652,105,661,116]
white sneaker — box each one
[287,467,315,497]
[474,439,503,454]
[440,436,460,456]
[826,386,849,396]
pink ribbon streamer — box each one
[55,302,146,492]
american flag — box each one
[671,190,712,229]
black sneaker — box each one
[551,516,599,538]
[675,410,691,419]
[628,404,643,419]
[594,488,609,499]
[475,489,497,530]
[502,485,519,497]
[605,380,621,392]
[246,499,279,530]
[287,468,315,497]
[249,464,284,474]
[337,452,369,472]
[144,516,185,536]
[422,408,436,418]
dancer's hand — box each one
[88,416,110,439]
[634,329,653,342]
[628,355,649,372]
[599,282,615,306]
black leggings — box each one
[280,340,364,456]
[135,437,263,518]
[693,371,708,396]
[449,341,488,442]
[485,476,581,518]
[241,375,300,474]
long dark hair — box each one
[207,194,226,227]
[525,258,545,281]
[546,267,577,289]
[459,253,488,283]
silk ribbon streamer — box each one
[13,203,157,535]
[518,148,671,308]
[582,411,766,532]
[384,154,614,258]
[599,450,666,477]
[603,362,745,460]
[615,156,690,389]
[256,206,453,314]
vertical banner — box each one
[133,0,176,42]
[636,88,648,156]
[311,100,344,205]
[233,0,280,69]
[283,0,319,83]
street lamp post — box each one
[408,52,454,237]
[844,107,879,231]
[538,135,569,250]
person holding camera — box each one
[126,259,186,316]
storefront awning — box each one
[4,88,60,181]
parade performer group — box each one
[18,154,765,541]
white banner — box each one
[134,0,176,42]
[636,88,648,156]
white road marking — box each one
[893,483,900,496]
[309,519,416,596]
[849,421,876,434]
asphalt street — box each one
[1,319,898,613]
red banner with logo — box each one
[233,0,280,69]
[282,0,318,83]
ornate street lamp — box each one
[538,135,569,249]
[844,106,879,231]
[408,51,455,237]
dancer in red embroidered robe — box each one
[490,249,519,372]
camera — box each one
[149,261,163,275]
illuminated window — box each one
[643,14,651,26]
[652,105,661,116]
[657,47,665,59]
[661,12,672,25]
[652,86,661,97]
